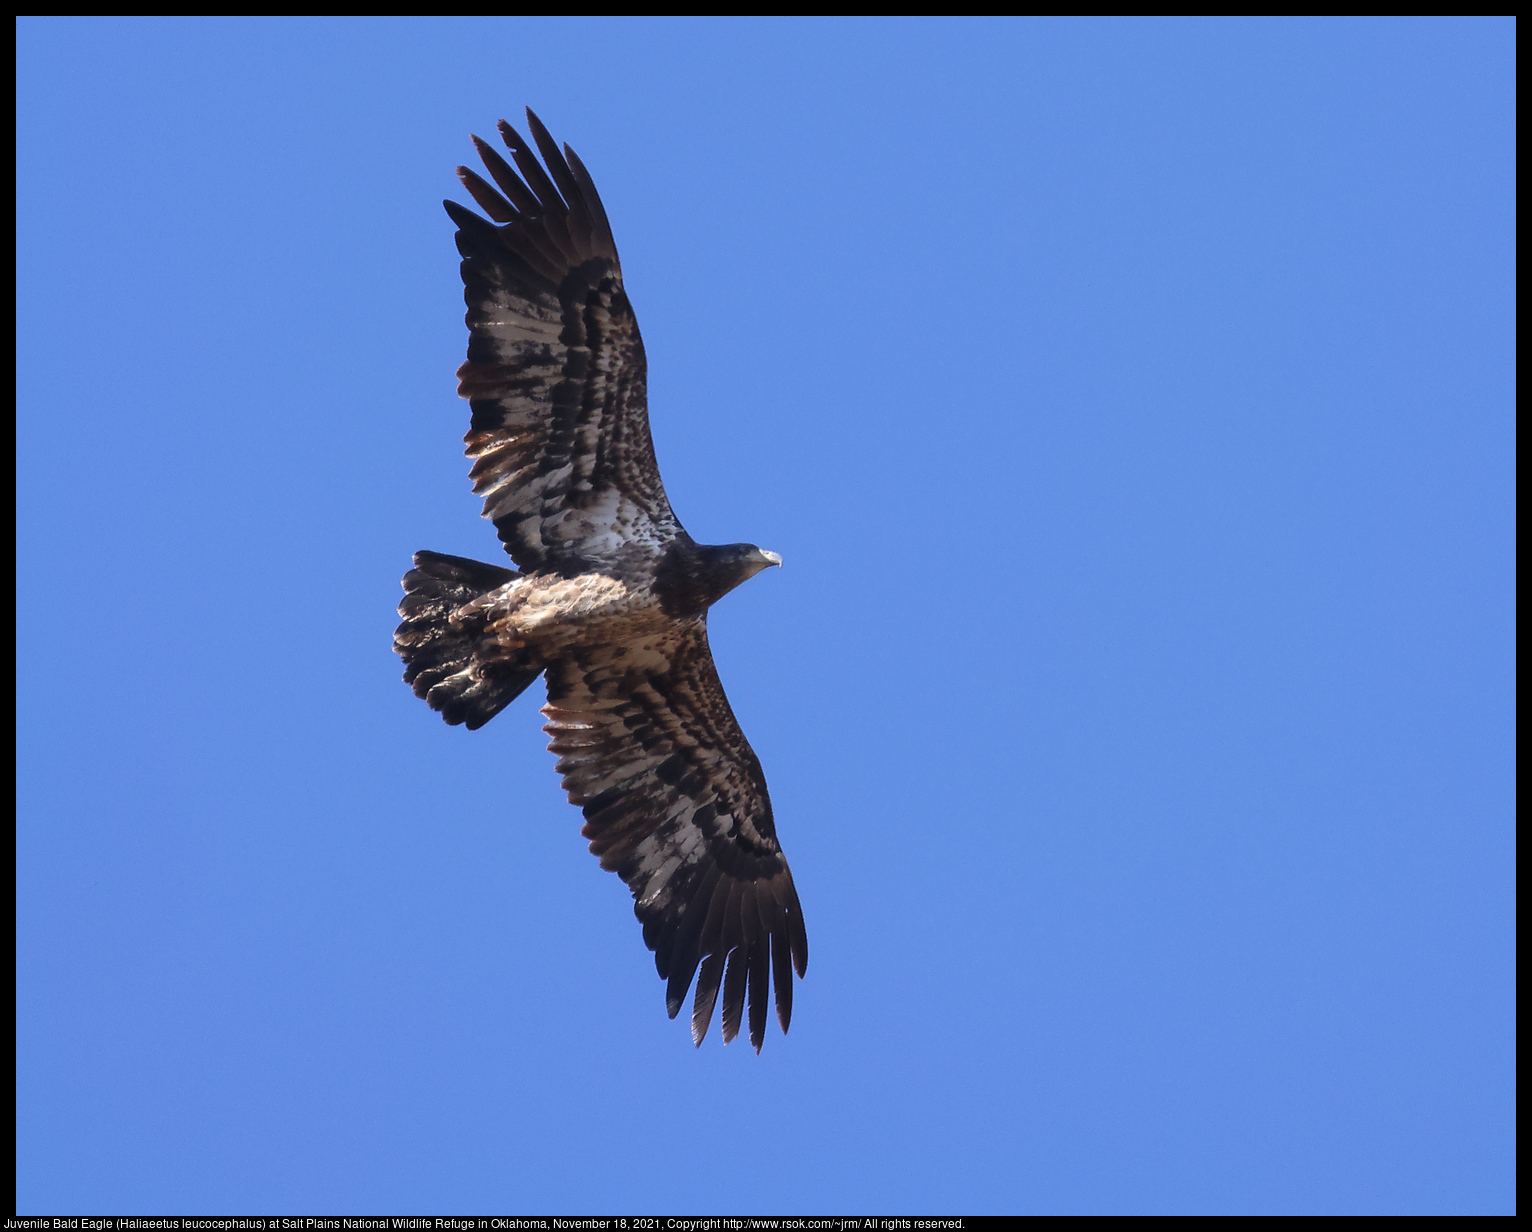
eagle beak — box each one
[742,547,782,577]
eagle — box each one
[393,109,807,1051]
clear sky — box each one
[16,16,1514,1216]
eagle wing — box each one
[445,110,681,572]
[542,622,808,1050]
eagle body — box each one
[394,111,805,1051]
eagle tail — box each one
[394,550,543,730]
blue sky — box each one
[16,16,1514,1216]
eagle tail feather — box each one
[394,550,542,730]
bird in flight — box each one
[394,109,806,1051]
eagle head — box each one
[732,543,784,577]
[655,540,781,617]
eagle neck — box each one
[654,537,752,618]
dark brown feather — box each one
[692,952,725,1045]
[720,946,748,1044]
[497,116,567,213]
[455,166,517,224]
[772,930,794,1033]
[524,109,596,253]
[496,117,580,264]
[663,865,720,1017]
[747,936,770,1052]
[563,145,619,263]
[470,134,542,216]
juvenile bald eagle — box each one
[394,110,806,1051]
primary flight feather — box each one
[394,109,806,1050]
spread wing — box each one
[542,622,808,1050]
[445,109,681,572]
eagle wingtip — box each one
[496,116,525,151]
